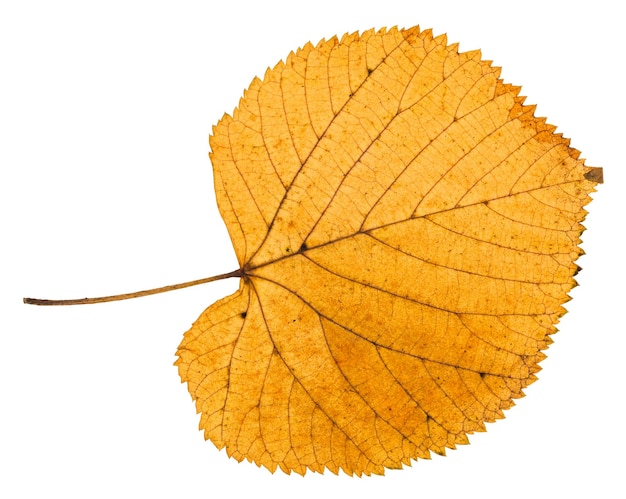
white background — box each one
[1,1,622,497]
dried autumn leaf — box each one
[175,26,602,476]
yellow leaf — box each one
[175,26,602,476]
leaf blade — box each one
[178,25,602,475]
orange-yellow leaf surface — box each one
[175,26,602,476]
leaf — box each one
[175,26,602,476]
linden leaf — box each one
[174,26,602,476]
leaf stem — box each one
[23,269,242,306]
